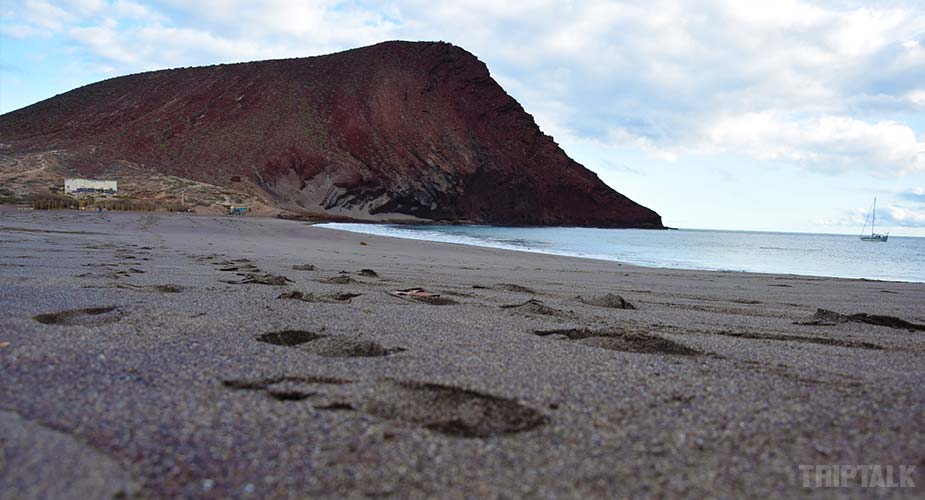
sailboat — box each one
[860,197,888,242]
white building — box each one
[64,178,117,196]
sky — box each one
[1,0,924,235]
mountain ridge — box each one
[0,40,663,228]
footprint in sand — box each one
[500,299,563,316]
[256,330,404,357]
[322,275,359,285]
[473,283,535,294]
[277,291,361,303]
[796,308,925,331]
[388,288,457,305]
[81,283,183,294]
[705,330,883,350]
[221,376,547,438]
[223,273,292,285]
[534,328,700,356]
[577,293,636,310]
[33,306,124,326]
[496,283,536,293]
[215,259,259,272]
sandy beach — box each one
[1,209,923,498]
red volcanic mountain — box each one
[0,41,663,227]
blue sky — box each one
[2,0,924,235]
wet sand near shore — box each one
[1,209,923,498]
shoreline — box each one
[4,208,917,283]
[317,220,925,284]
[273,209,667,229]
[6,205,919,283]
[2,210,923,498]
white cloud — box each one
[112,0,161,20]
[69,20,281,68]
[821,184,925,230]
[59,0,107,12]
[900,187,925,203]
[606,128,679,162]
[823,201,925,228]
[21,0,71,31]
[700,114,925,173]
[0,23,49,38]
[882,204,925,226]
[905,90,925,107]
[69,20,139,65]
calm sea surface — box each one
[319,223,925,283]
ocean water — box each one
[319,223,925,283]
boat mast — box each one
[872,197,876,235]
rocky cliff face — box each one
[0,41,663,228]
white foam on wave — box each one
[316,223,627,263]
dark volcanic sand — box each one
[1,209,923,498]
